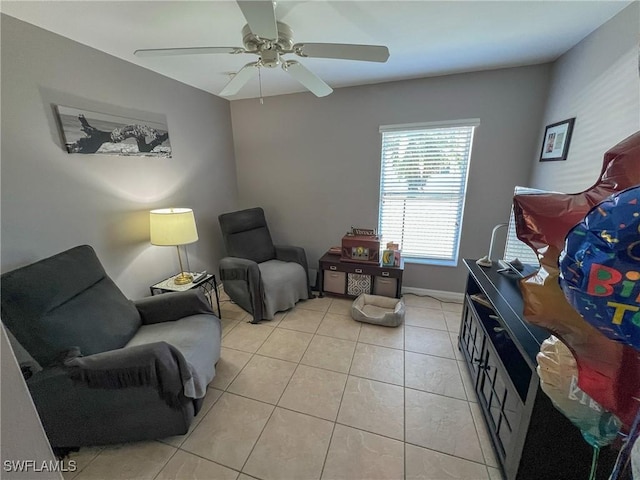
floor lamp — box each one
[150,208,199,285]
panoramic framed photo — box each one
[55,105,171,157]
[539,118,575,162]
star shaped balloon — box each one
[514,130,640,429]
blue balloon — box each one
[559,185,640,350]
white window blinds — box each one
[378,120,479,265]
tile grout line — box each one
[65,447,104,480]
[226,392,274,477]
[319,304,361,480]
[151,444,181,480]
[403,312,408,480]
[202,315,262,479]
[173,446,243,476]
[318,304,343,480]
[175,376,250,475]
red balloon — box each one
[514,131,640,430]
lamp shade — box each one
[150,208,199,246]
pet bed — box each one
[351,294,405,327]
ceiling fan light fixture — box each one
[134,0,389,98]
[260,49,281,68]
[241,22,293,53]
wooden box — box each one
[341,234,380,264]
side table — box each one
[150,273,221,319]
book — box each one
[470,293,495,311]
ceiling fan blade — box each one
[283,61,332,97]
[134,46,244,57]
[237,1,278,39]
[219,63,259,97]
[293,43,390,63]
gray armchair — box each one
[1,245,221,449]
[218,207,313,323]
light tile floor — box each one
[64,292,505,480]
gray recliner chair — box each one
[218,207,313,323]
[1,245,222,449]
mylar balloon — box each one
[538,335,626,480]
[537,335,621,448]
[560,185,640,350]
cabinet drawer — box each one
[324,271,346,294]
[378,268,401,279]
[321,261,401,279]
[342,264,374,275]
[373,276,397,297]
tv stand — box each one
[458,259,622,480]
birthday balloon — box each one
[560,186,640,350]
[537,335,621,448]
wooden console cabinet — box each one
[459,259,622,480]
[318,252,403,298]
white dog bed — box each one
[351,294,405,327]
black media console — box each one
[458,259,623,480]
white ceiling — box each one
[1,1,632,100]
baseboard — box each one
[401,286,464,304]
[219,280,462,303]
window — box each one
[503,186,546,267]
[378,119,479,266]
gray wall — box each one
[230,65,551,293]
[528,2,640,192]
[1,15,238,298]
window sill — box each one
[403,257,458,267]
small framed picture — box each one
[539,118,575,162]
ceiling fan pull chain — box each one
[258,65,264,104]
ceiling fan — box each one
[134,1,390,98]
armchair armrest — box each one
[220,256,260,271]
[275,245,312,298]
[219,256,264,323]
[135,290,214,325]
[275,245,307,265]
